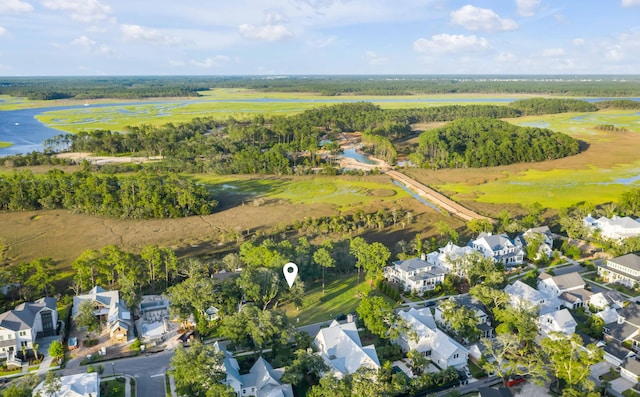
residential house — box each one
[425,242,478,277]
[598,253,640,289]
[32,372,99,397]
[604,303,640,352]
[214,342,294,397]
[468,233,524,266]
[73,286,131,342]
[384,256,447,294]
[504,280,561,315]
[515,226,555,260]
[621,358,640,386]
[603,342,636,367]
[597,307,621,325]
[0,297,57,358]
[537,272,585,296]
[584,214,640,240]
[205,306,220,321]
[435,295,494,339]
[397,308,469,369]
[314,320,380,378]
[538,308,577,337]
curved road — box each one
[387,170,492,222]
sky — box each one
[1,0,640,76]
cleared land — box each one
[0,174,454,266]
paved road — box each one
[60,350,173,396]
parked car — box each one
[506,375,526,387]
[424,301,436,307]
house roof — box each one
[606,321,639,342]
[241,356,290,395]
[609,254,640,273]
[539,309,577,335]
[560,288,593,304]
[597,307,620,324]
[618,303,640,327]
[505,280,545,305]
[431,328,468,359]
[399,307,437,332]
[0,297,57,332]
[73,286,130,329]
[214,341,242,386]
[473,233,515,251]
[392,257,431,273]
[314,320,380,375]
[547,272,585,291]
[527,226,552,236]
[622,358,640,376]
[603,342,634,361]
[33,372,99,397]
[446,295,488,317]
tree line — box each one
[510,98,598,115]
[0,169,217,218]
[414,117,581,169]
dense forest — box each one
[0,169,216,218]
[510,98,598,115]
[3,75,640,99]
[414,118,581,168]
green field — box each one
[430,110,640,209]
[199,174,410,212]
[31,89,523,133]
[282,274,398,326]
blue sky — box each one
[1,0,639,75]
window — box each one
[20,341,28,347]
[453,353,459,359]
[19,331,26,337]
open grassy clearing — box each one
[281,274,397,326]
[0,173,449,267]
[408,110,640,209]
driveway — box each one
[611,377,635,394]
[590,361,612,386]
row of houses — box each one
[386,227,554,294]
[584,214,640,241]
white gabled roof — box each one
[399,307,437,332]
[314,320,380,376]
[432,329,468,359]
[597,307,620,325]
[33,372,99,397]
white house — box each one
[384,256,447,294]
[0,297,57,358]
[537,272,585,296]
[425,242,478,277]
[538,308,577,337]
[33,372,99,397]
[468,233,524,266]
[214,342,294,397]
[584,214,640,240]
[604,304,640,352]
[504,280,561,315]
[598,253,640,289]
[73,286,131,342]
[314,320,380,378]
[621,358,640,386]
[515,226,555,259]
[397,308,469,369]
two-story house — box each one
[468,233,524,266]
[397,308,469,370]
[73,286,131,342]
[504,280,561,315]
[584,214,640,240]
[384,256,447,294]
[537,271,595,309]
[425,242,478,278]
[598,253,640,289]
[515,226,555,260]
[0,297,57,360]
[314,320,380,378]
[604,303,640,352]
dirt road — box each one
[387,170,492,222]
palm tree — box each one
[32,343,39,361]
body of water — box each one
[340,147,378,165]
[2,96,640,156]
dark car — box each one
[424,301,436,307]
[335,314,347,321]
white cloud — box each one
[364,51,388,65]
[41,0,113,22]
[239,23,293,42]
[0,0,33,13]
[413,34,492,54]
[622,0,640,6]
[542,48,565,57]
[515,0,541,16]
[169,60,185,67]
[71,35,113,54]
[451,5,517,32]
[190,55,231,68]
[120,24,183,45]
[306,36,337,48]
[572,38,585,46]
[0,27,7,37]
[264,11,288,25]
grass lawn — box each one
[468,360,487,378]
[599,369,621,382]
[100,377,126,397]
[623,389,639,397]
[282,274,396,326]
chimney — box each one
[421,253,426,261]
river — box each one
[1,96,639,156]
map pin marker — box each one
[283,262,298,289]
